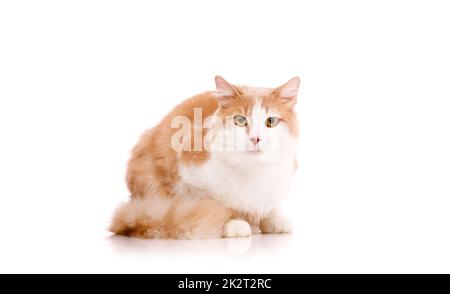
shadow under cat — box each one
[108,234,292,256]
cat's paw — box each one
[260,216,292,234]
[224,220,252,238]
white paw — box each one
[224,220,252,238]
[261,216,292,234]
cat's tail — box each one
[110,195,234,239]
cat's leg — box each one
[111,195,235,239]
[223,219,252,238]
[260,211,292,234]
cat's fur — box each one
[110,76,300,239]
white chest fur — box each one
[178,146,296,217]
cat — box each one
[110,76,300,239]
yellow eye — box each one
[266,117,280,128]
[234,115,247,127]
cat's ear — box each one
[215,75,241,107]
[274,77,300,108]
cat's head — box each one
[206,76,300,162]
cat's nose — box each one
[250,137,260,145]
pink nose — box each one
[250,137,260,145]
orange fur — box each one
[126,92,217,198]
[110,196,234,239]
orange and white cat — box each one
[110,76,300,239]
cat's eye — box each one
[266,117,280,128]
[234,115,248,127]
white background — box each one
[0,0,449,273]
